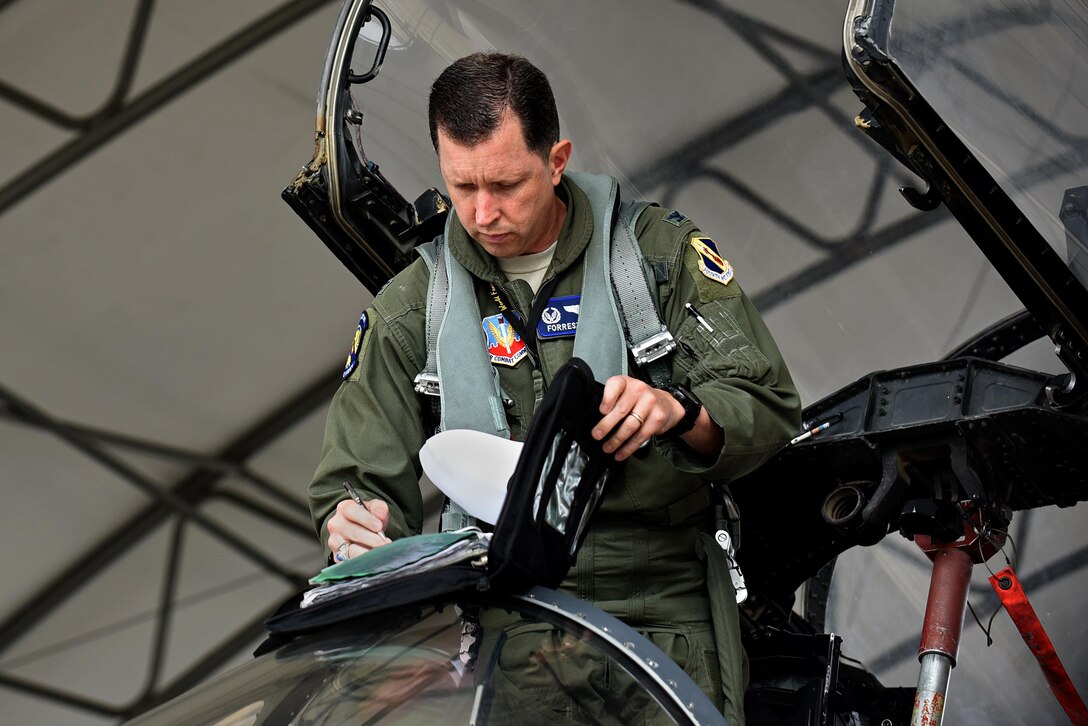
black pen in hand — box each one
[342,481,386,540]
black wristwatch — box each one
[656,383,701,441]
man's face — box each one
[437,113,571,259]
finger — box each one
[613,427,652,461]
[366,498,391,531]
[602,410,644,454]
[328,532,345,556]
[332,525,391,560]
[599,376,628,415]
[338,498,386,534]
[593,379,640,441]
[346,539,387,558]
[602,383,661,447]
[338,520,392,549]
[330,501,391,549]
[606,387,682,457]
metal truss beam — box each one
[0,381,306,585]
[0,0,338,217]
[0,406,309,517]
[0,367,340,655]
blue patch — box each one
[663,210,689,227]
[537,295,580,339]
[342,310,368,380]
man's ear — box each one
[549,139,573,185]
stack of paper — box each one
[301,529,491,608]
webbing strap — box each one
[414,240,442,397]
[414,236,508,439]
[568,172,627,382]
[989,566,1088,725]
[612,199,674,387]
[416,239,481,533]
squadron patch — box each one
[482,313,527,366]
[663,210,690,227]
[342,310,369,380]
[537,295,580,339]
[690,237,734,286]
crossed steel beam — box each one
[1,0,1085,720]
[0,0,344,717]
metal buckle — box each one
[715,529,749,604]
[413,372,441,396]
[631,330,676,366]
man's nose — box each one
[475,191,500,227]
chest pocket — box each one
[671,300,772,387]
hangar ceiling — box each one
[1,1,1084,724]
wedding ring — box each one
[628,411,645,425]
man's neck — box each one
[524,192,567,255]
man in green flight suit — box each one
[309,52,801,723]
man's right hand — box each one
[327,497,392,560]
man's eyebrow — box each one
[493,171,529,185]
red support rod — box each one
[918,546,974,662]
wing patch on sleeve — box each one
[663,209,690,227]
[342,310,369,380]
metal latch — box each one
[413,372,441,396]
[631,330,677,366]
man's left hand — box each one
[591,375,685,461]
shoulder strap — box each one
[611,201,675,387]
[413,239,443,397]
[415,238,482,533]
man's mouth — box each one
[478,231,511,244]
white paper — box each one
[419,429,522,524]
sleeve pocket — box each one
[672,301,772,387]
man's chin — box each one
[476,233,519,258]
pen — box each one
[343,481,386,540]
[790,412,843,445]
[342,480,363,504]
[685,303,714,333]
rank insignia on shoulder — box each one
[537,295,580,339]
[663,210,690,227]
[690,237,734,286]
[483,313,528,366]
[342,310,368,380]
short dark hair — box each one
[428,52,559,159]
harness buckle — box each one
[413,372,441,397]
[631,330,677,366]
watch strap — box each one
[656,384,700,441]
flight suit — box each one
[310,175,801,723]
